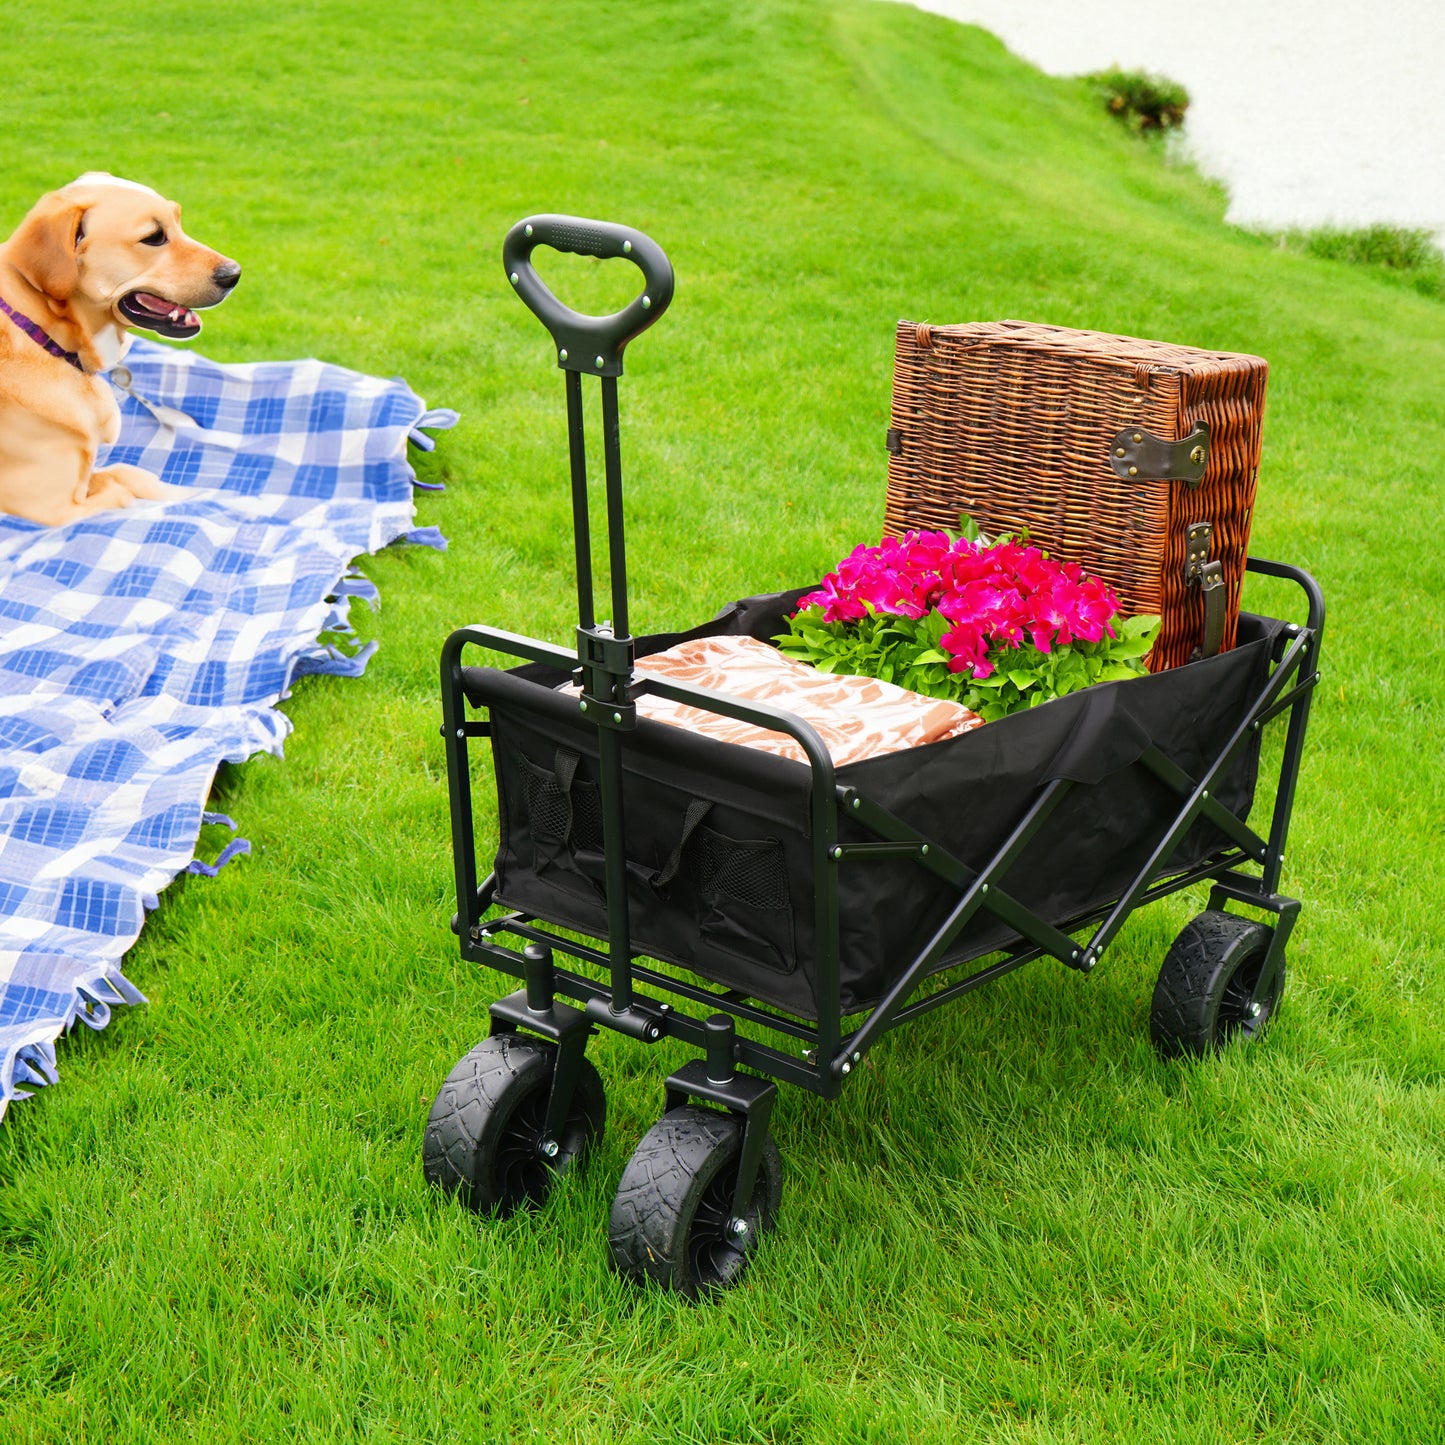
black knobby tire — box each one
[1150,909,1285,1058]
[422,1033,605,1216]
[608,1105,783,1298]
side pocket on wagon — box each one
[516,747,604,886]
[690,823,796,976]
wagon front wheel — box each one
[608,1106,783,1298]
[423,1033,605,1215]
[1150,909,1284,1057]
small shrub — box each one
[1086,66,1190,132]
[1272,225,1445,299]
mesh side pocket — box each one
[519,754,571,843]
[570,781,604,852]
[694,826,789,910]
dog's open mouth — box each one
[118,291,203,339]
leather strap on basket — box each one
[1110,422,1210,487]
[1186,522,1226,659]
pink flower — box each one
[940,620,990,676]
[1073,576,1120,640]
[795,528,1125,671]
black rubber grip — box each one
[503,214,674,377]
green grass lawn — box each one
[3,1,1444,1440]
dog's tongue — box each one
[132,292,198,327]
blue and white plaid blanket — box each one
[0,338,455,1115]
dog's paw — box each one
[93,464,175,501]
[79,471,139,510]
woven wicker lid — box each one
[911,319,1267,377]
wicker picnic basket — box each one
[882,320,1269,670]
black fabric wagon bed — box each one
[464,588,1284,1021]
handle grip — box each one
[503,214,674,376]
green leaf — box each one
[1120,613,1162,639]
[1110,634,1154,659]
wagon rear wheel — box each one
[1150,909,1284,1057]
[608,1106,783,1298]
[423,1033,605,1215]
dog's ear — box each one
[7,193,87,301]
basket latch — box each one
[1110,422,1209,486]
[1185,521,1226,659]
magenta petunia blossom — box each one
[798,529,1126,679]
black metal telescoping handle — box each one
[501,215,675,1021]
[503,214,674,376]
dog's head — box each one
[5,172,240,341]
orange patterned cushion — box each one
[617,635,984,765]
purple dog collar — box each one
[0,293,85,372]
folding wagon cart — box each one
[423,217,1324,1297]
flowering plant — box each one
[776,525,1160,722]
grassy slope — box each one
[2,1,1443,1440]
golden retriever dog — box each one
[0,172,240,525]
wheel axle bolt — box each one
[539,1138,559,1159]
[1247,1002,1261,1019]
[728,1217,749,1240]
